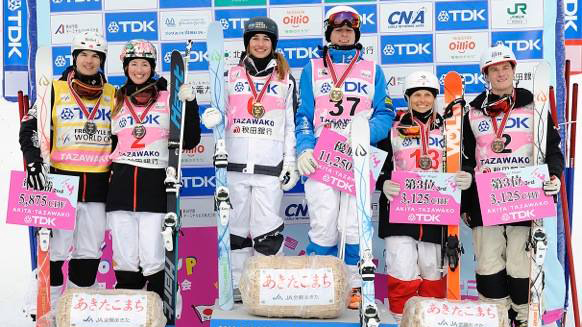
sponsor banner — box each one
[182,134,214,167]
[161,42,208,72]
[259,268,335,306]
[180,196,215,227]
[181,167,215,197]
[4,0,28,66]
[381,34,433,65]
[491,0,544,29]
[215,0,266,6]
[7,171,79,230]
[383,65,434,98]
[105,11,158,42]
[52,46,73,76]
[391,97,409,111]
[435,1,489,31]
[270,6,322,37]
[389,171,461,226]
[107,75,126,89]
[103,0,157,11]
[436,64,485,95]
[565,0,582,40]
[379,2,433,33]
[276,38,322,68]
[160,0,212,8]
[159,10,212,41]
[513,61,539,93]
[50,0,102,12]
[435,32,488,63]
[215,8,268,39]
[281,194,310,224]
[323,4,377,34]
[185,72,212,104]
[475,165,556,226]
[51,14,102,45]
[359,35,378,62]
[224,40,245,69]
[492,30,544,60]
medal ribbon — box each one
[412,116,432,159]
[67,71,101,122]
[490,109,512,142]
[324,49,361,90]
[124,96,155,125]
[245,70,275,105]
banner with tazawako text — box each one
[16,0,561,326]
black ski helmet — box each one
[244,17,279,50]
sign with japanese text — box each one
[475,165,556,226]
[421,300,499,327]
[389,171,461,225]
[6,171,78,230]
[311,128,386,196]
[69,293,148,327]
[259,268,335,306]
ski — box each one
[35,46,52,327]
[207,21,234,311]
[443,71,464,300]
[162,42,192,326]
[352,114,379,327]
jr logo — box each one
[507,3,527,15]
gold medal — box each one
[84,121,97,135]
[419,155,432,170]
[251,102,265,119]
[329,87,343,102]
[491,138,505,153]
[132,124,147,139]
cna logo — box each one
[215,8,267,38]
[276,38,321,68]
[325,4,376,34]
[565,0,580,39]
[435,32,487,63]
[381,34,433,65]
[379,2,432,33]
[492,31,543,60]
[435,1,488,30]
[436,64,485,94]
[181,167,216,197]
[52,46,72,75]
[50,0,101,12]
[5,0,28,65]
[270,7,321,37]
[161,42,208,72]
[159,0,211,8]
[105,12,158,41]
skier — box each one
[107,39,200,300]
[200,17,299,302]
[19,31,114,316]
[376,71,472,320]
[295,5,395,309]
[461,44,563,326]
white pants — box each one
[108,211,165,276]
[384,236,443,281]
[51,202,107,261]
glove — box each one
[382,180,400,202]
[178,83,196,102]
[201,107,222,129]
[543,175,561,196]
[455,171,473,191]
[297,150,318,176]
[26,161,48,191]
[279,162,300,191]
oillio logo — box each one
[283,14,309,28]
[449,39,476,53]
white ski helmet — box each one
[404,71,439,99]
[71,31,107,69]
[480,43,517,75]
[324,5,361,43]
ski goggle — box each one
[327,11,361,29]
[397,124,421,137]
[483,94,514,117]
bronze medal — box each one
[84,121,97,135]
[419,155,432,170]
[251,102,265,119]
[491,138,505,153]
[329,87,343,102]
[132,124,147,139]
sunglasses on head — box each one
[328,11,361,29]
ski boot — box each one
[214,139,228,168]
[215,186,232,226]
[445,235,464,272]
[162,213,177,251]
[359,250,376,281]
[361,303,380,327]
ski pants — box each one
[228,172,285,288]
[108,211,165,277]
[384,236,446,314]
[473,225,530,322]
[304,178,361,288]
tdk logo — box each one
[161,42,208,72]
[105,12,158,41]
[565,0,579,39]
[492,31,543,59]
[215,8,267,38]
[381,34,433,64]
[436,64,485,94]
[181,167,216,197]
[50,0,101,13]
[52,46,72,75]
[276,38,321,68]
[435,1,488,30]
[5,0,28,65]
[234,81,280,95]
[325,4,377,34]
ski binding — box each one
[214,139,228,168]
[215,186,232,226]
[162,213,177,251]
[359,250,376,282]
[38,228,51,251]
[361,303,380,327]
[445,235,464,272]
